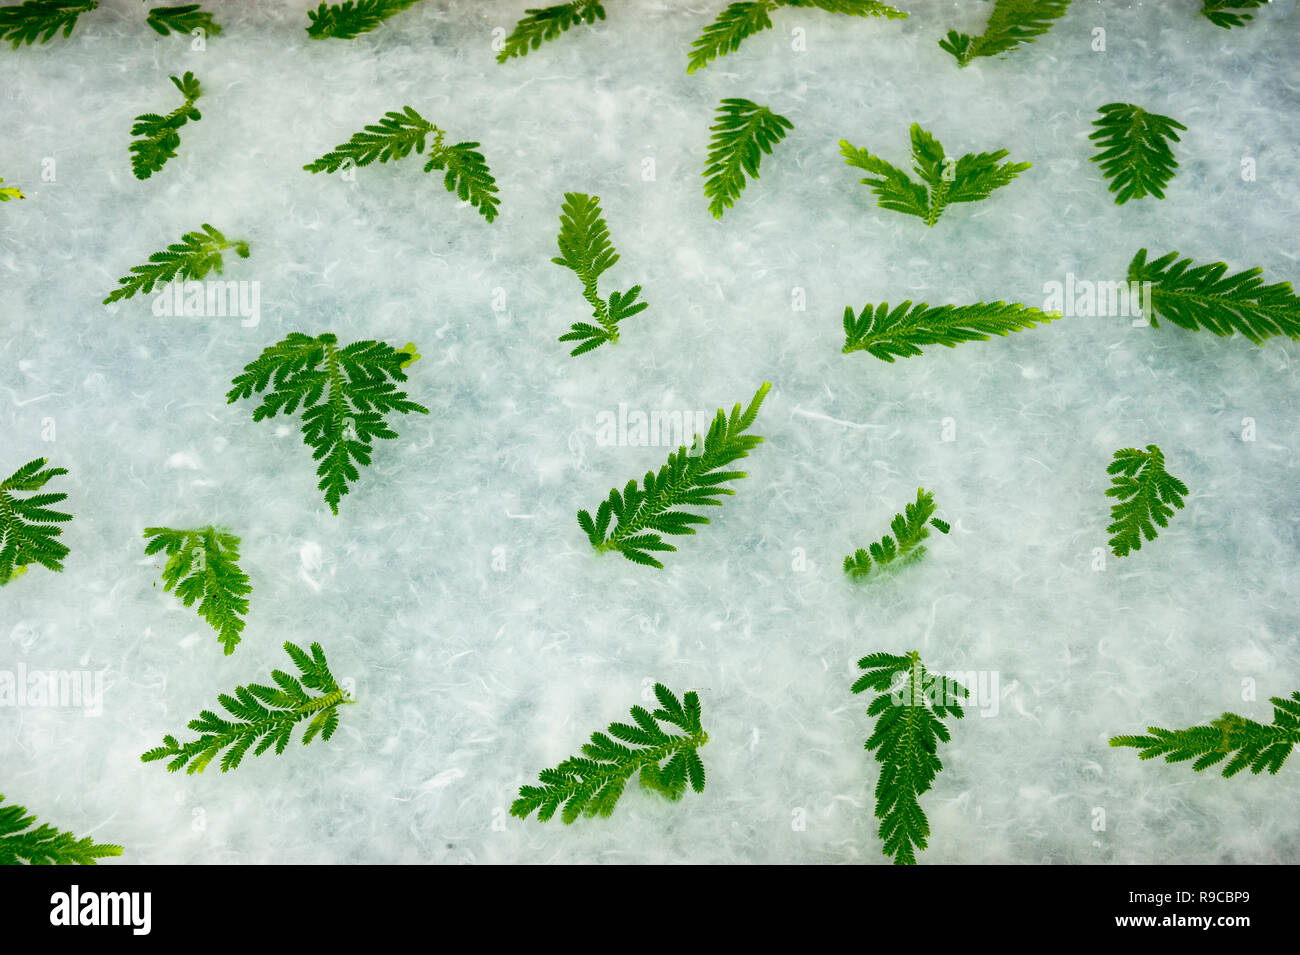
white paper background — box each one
[2,0,1298,864]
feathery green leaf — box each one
[226,333,430,515]
[1200,0,1267,28]
[552,192,647,356]
[512,684,708,822]
[840,124,1030,226]
[146,4,221,37]
[0,794,123,865]
[842,300,1059,362]
[579,383,769,568]
[844,488,949,579]
[0,176,23,201]
[1105,444,1188,558]
[1112,691,1300,776]
[304,106,499,221]
[143,526,251,655]
[703,98,793,219]
[497,1,606,63]
[853,651,966,865]
[141,641,353,774]
[103,223,249,303]
[0,457,72,586]
[0,0,97,47]
[1089,102,1185,205]
[128,71,202,180]
[939,0,1071,66]
[1128,248,1300,344]
[687,0,905,74]
[306,0,423,38]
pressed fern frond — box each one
[0,794,122,865]
[579,383,770,568]
[304,106,500,221]
[306,0,423,38]
[1200,0,1267,28]
[841,124,1030,226]
[103,223,249,303]
[687,0,906,74]
[842,300,1059,362]
[143,526,251,655]
[0,458,71,586]
[844,488,949,579]
[1112,691,1300,777]
[128,71,202,180]
[552,192,647,356]
[497,1,606,63]
[0,0,97,47]
[1128,249,1300,344]
[1089,103,1185,205]
[1105,444,1188,558]
[939,0,1071,66]
[146,4,221,37]
[512,683,707,823]
[853,651,966,865]
[703,98,793,219]
[226,333,430,515]
[141,641,353,774]
[0,176,23,200]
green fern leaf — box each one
[226,333,430,515]
[853,651,966,865]
[841,124,1030,226]
[552,192,647,355]
[844,488,949,579]
[1112,691,1300,777]
[0,0,97,47]
[703,98,794,219]
[143,526,251,655]
[306,0,423,38]
[939,0,1071,66]
[141,641,353,774]
[1089,102,1186,205]
[1105,444,1188,558]
[497,1,607,63]
[842,300,1059,362]
[1200,0,1268,28]
[512,683,708,823]
[305,106,499,221]
[103,223,249,303]
[0,794,123,865]
[578,383,770,568]
[1128,248,1300,344]
[687,0,905,74]
[146,4,221,37]
[128,71,202,180]
[0,176,23,200]
[0,457,72,586]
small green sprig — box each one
[939,0,1071,66]
[512,683,707,823]
[141,641,353,774]
[143,526,251,655]
[1105,444,1188,558]
[304,106,500,222]
[0,457,72,586]
[553,192,647,356]
[703,98,794,219]
[1112,691,1300,776]
[0,794,123,865]
[844,488,949,579]
[129,71,203,180]
[103,223,249,304]
[497,1,607,63]
[306,0,423,38]
[0,0,98,48]
[1089,103,1186,205]
[842,300,1059,362]
[1200,0,1267,28]
[146,4,221,37]
[0,177,24,201]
